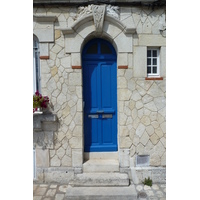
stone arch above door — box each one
[61,4,136,67]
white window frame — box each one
[33,35,41,94]
[147,47,160,77]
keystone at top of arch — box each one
[61,4,136,35]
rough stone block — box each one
[76,21,95,39]
[148,83,164,98]
[70,172,129,187]
[50,155,61,167]
[36,148,49,167]
[133,167,166,184]
[136,123,145,137]
[160,46,166,77]
[71,53,81,66]
[61,55,71,69]
[138,34,166,46]
[33,131,54,149]
[65,33,84,53]
[118,77,127,89]
[55,29,61,40]
[42,121,58,132]
[142,18,152,33]
[103,21,122,39]
[150,133,159,145]
[39,43,49,57]
[133,46,146,77]
[83,159,119,173]
[120,136,132,148]
[114,32,132,53]
[44,167,75,184]
[34,25,54,43]
[69,137,82,149]
[140,131,149,146]
[118,89,132,100]
[69,73,82,86]
[72,149,83,167]
[122,16,135,28]
[61,155,72,167]
[118,53,128,66]
[119,149,130,167]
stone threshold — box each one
[65,184,137,200]
[83,159,119,173]
[84,152,118,160]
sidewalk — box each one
[33,183,166,200]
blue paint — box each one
[82,39,118,152]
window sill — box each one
[33,111,43,115]
[145,77,163,80]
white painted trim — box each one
[147,47,160,77]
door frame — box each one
[82,38,118,152]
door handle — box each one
[96,110,104,113]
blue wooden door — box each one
[82,39,117,152]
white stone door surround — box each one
[61,4,136,169]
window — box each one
[86,42,98,54]
[33,35,41,94]
[147,48,160,77]
[100,43,112,54]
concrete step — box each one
[65,185,137,200]
[83,159,119,173]
[69,172,129,187]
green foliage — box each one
[142,177,152,187]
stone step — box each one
[65,185,137,200]
[69,172,129,187]
[83,159,119,173]
[84,152,118,160]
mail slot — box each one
[88,114,99,118]
[102,114,113,119]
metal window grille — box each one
[136,155,150,167]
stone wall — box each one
[33,4,166,183]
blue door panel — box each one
[102,118,112,143]
[83,39,118,152]
[101,63,112,108]
[84,62,99,111]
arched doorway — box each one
[82,38,118,152]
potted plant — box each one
[33,91,49,113]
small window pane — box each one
[153,58,157,65]
[153,50,157,57]
[147,50,151,57]
[86,43,98,54]
[153,67,157,73]
[147,67,151,74]
[147,58,151,65]
[101,43,112,54]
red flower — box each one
[35,91,40,96]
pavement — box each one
[33,183,166,200]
